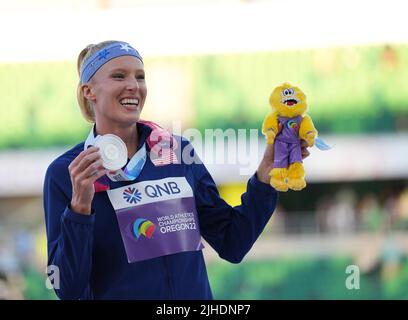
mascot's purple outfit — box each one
[273,115,303,168]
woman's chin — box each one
[121,105,141,113]
[122,107,142,119]
[114,112,141,126]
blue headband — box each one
[80,42,143,84]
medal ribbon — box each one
[84,128,147,192]
[84,120,178,192]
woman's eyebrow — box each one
[110,68,144,73]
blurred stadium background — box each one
[1,0,407,299]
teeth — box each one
[120,98,139,105]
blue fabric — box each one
[80,42,143,84]
[43,122,278,300]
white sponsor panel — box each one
[107,177,193,210]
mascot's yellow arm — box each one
[262,111,279,145]
[299,114,318,147]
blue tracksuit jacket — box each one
[43,122,278,300]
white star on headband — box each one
[120,43,131,52]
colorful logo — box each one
[132,218,156,239]
[123,187,142,204]
[287,120,299,132]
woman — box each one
[43,40,309,299]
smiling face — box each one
[82,55,147,128]
[269,83,307,118]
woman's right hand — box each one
[68,146,107,215]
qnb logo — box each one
[132,218,156,240]
[123,187,142,204]
[144,181,181,198]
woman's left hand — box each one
[256,139,311,184]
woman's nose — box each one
[126,78,139,91]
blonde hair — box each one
[76,40,119,123]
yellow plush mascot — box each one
[262,83,317,192]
